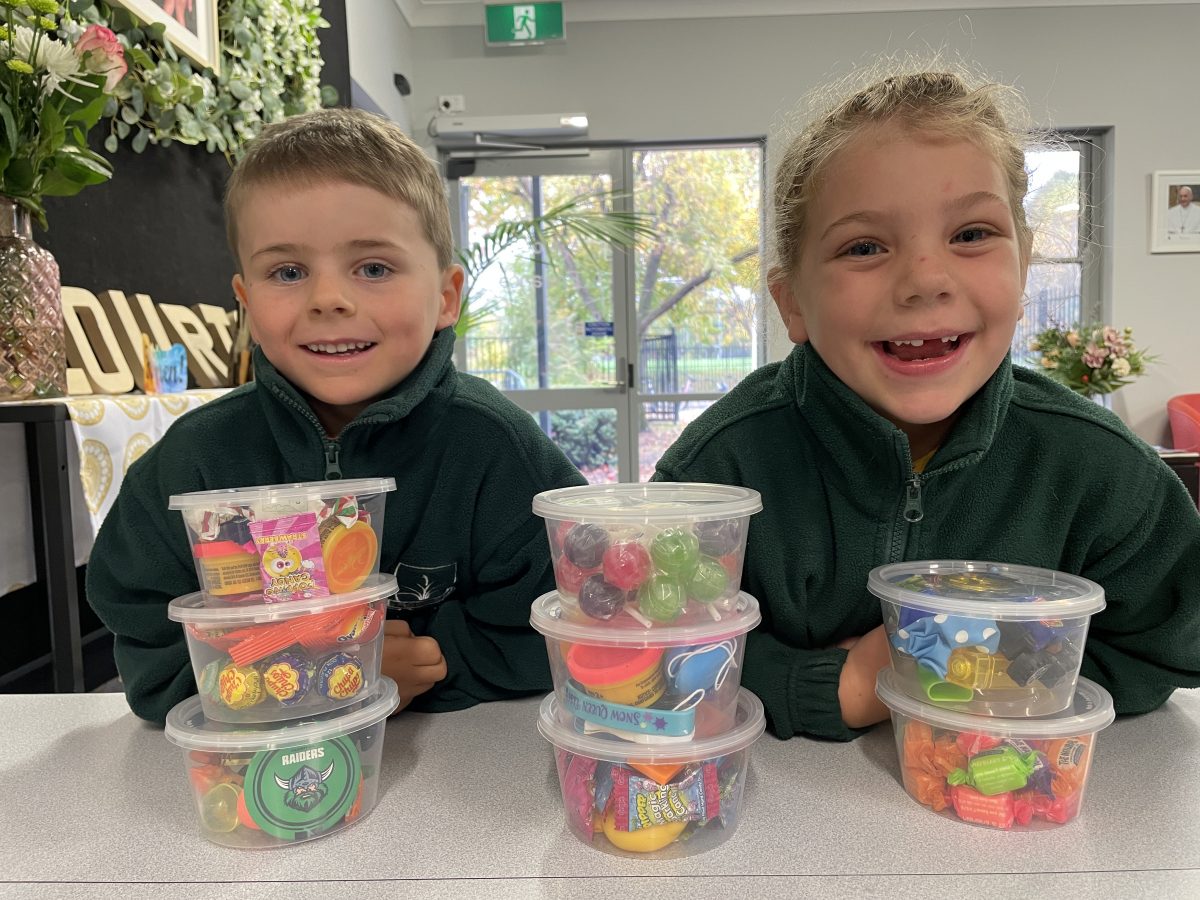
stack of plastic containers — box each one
[161,478,403,847]
[870,560,1115,830]
[531,484,766,858]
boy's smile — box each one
[772,123,1027,458]
[232,180,462,436]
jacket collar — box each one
[253,326,458,435]
[784,342,1014,476]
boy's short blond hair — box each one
[225,108,454,270]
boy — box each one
[88,108,585,724]
[655,69,1200,741]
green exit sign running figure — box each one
[485,2,565,46]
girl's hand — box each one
[381,620,447,712]
[837,624,892,729]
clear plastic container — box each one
[876,668,1114,831]
[531,590,760,744]
[169,478,396,602]
[870,560,1106,716]
[164,676,400,848]
[532,483,762,625]
[538,687,765,858]
[168,574,394,724]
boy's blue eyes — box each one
[273,265,304,283]
[267,263,392,282]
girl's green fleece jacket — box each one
[87,328,585,724]
[655,344,1200,742]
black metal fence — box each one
[463,333,755,422]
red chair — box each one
[1168,394,1200,451]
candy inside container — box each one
[168,574,396,724]
[169,478,395,602]
[165,677,399,848]
[876,668,1114,831]
[539,688,765,858]
[533,484,761,627]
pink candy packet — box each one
[248,512,329,602]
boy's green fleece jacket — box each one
[87,328,585,724]
[655,344,1200,741]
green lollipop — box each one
[638,575,686,623]
[650,528,700,579]
[688,556,729,603]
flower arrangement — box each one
[0,0,126,226]
[72,0,332,162]
[1029,324,1155,397]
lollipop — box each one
[578,574,629,621]
[688,556,729,604]
[563,523,610,569]
[602,542,653,592]
[650,528,700,579]
[694,518,741,557]
[638,575,686,623]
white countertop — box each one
[4,689,1199,899]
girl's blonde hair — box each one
[772,65,1041,283]
[225,108,454,270]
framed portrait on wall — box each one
[1150,170,1200,253]
[110,0,220,74]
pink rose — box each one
[75,24,127,92]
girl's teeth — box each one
[307,342,372,354]
[889,335,960,347]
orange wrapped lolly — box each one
[903,766,948,811]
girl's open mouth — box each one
[880,335,962,362]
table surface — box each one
[4,689,1199,900]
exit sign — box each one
[485,3,564,46]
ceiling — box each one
[393,0,1195,28]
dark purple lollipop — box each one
[578,574,629,620]
[563,523,610,569]
[694,519,741,557]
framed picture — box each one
[1150,170,1200,253]
[110,0,220,74]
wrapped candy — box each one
[563,524,610,569]
[903,766,949,812]
[947,745,1040,796]
[650,528,700,579]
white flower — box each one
[1112,357,1131,377]
[36,37,85,96]
[5,25,86,97]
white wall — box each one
[377,3,1200,443]
[346,0,415,133]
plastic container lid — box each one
[169,477,397,511]
[165,676,400,752]
[168,574,398,625]
[876,668,1115,738]
[531,590,761,646]
[532,483,762,524]
[538,687,765,763]
[868,560,1106,621]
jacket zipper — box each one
[889,472,924,562]
[903,473,924,523]
[266,383,349,480]
[324,441,342,479]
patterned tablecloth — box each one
[1,390,229,596]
